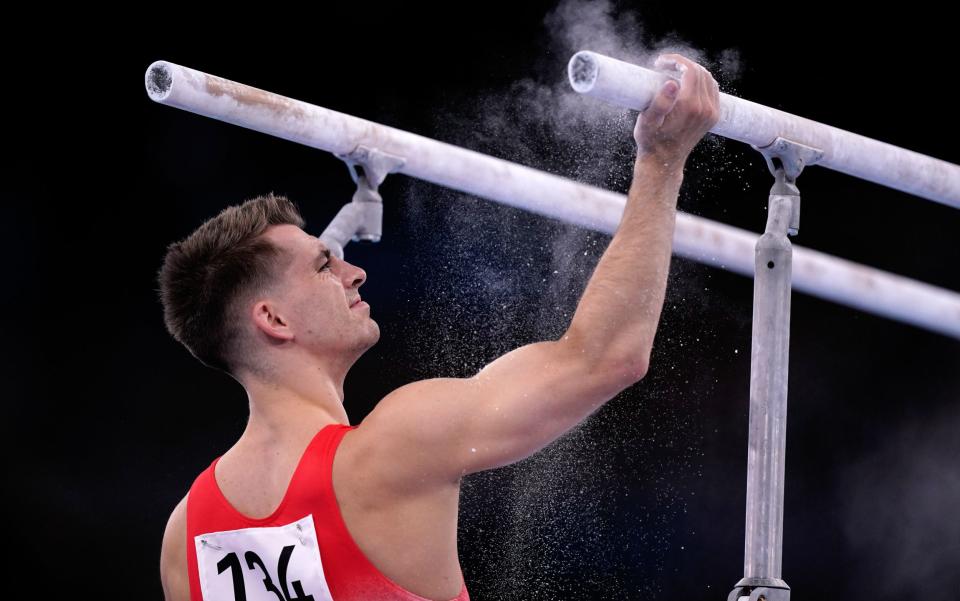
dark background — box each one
[7,2,959,599]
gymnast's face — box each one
[258,224,380,359]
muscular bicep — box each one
[358,335,635,490]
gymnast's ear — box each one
[251,300,295,342]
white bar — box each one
[673,217,960,337]
[568,51,960,209]
[145,60,960,339]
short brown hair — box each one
[157,192,305,375]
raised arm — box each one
[356,54,720,489]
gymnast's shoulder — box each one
[160,494,189,601]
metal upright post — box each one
[729,139,820,601]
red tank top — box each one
[186,423,470,601]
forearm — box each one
[565,152,684,376]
